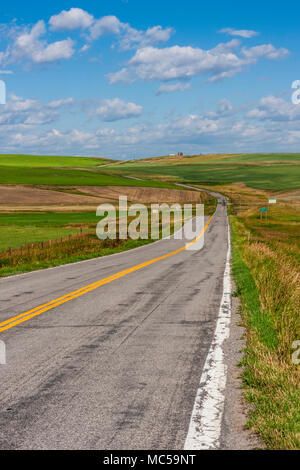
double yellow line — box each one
[0,215,214,333]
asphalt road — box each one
[0,192,229,450]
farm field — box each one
[0,153,178,188]
[0,154,113,167]
[0,211,98,252]
[0,165,179,187]
[102,153,300,190]
[0,184,205,211]
[0,155,216,275]
[0,196,218,276]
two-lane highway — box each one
[0,192,230,450]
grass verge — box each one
[231,216,300,450]
[0,234,154,277]
[0,197,217,277]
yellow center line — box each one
[0,215,214,333]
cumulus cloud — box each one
[2,94,300,157]
[96,128,116,137]
[49,8,94,31]
[117,24,174,50]
[108,41,289,84]
[89,15,123,40]
[247,95,300,121]
[156,82,191,94]
[210,39,241,53]
[109,45,242,83]
[7,128,99,151]
[48,8,173,50]
[242,44,289,61]
[93,98,143,122]
[12,20,75,64]
[0,93,74,126]
[0,94,56,125]
[32,38,75,63]
[90,16,173,49]
[219,27,259,38]
[48,97,75,108]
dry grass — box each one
[193,181,300,448]
[230,194,300,449]
[0,232,152,277]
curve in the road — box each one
[0,215,214,334]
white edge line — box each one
[184,222,231,450]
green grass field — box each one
[0,153,173,188]
[0,226,83,251]
[0,211,98,227]
[0,154,113,167]
[0,211,98,251]
[0,165,177,188]
[2,153,300,190]
[102,153,300,191]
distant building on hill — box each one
[177,152,183,157]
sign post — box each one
[259,207,267,220]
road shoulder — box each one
[220,282,262,450]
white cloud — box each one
[156,82,191,94]
[96,128,116,137]
[247,95,300,121]
[117,24,174,50]
[242,44,289,61]
[49,8,94,31]
[0,93,75,126]
[110,45,241,82]
[7,128,98,151]
[32,38,74,63]
[3,95,300,157]
[219,27,259,38]
[12,20,75,64]
[79,44,90,53]
[89,16,173,50]
[0,94,56,125]
[89,16,123,40]
[108,41,289,84]
[93,98,143,122]
[47,8,173,50]
[211,39,241,53]
[48,97,75,108]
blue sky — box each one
[0,0,299,159]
